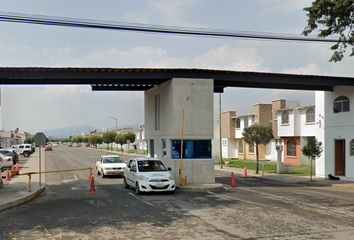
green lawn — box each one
[220,159,315,176]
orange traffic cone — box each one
[87,169,93,181]
[89,177,97,194]
[5,168,11,181]
[15,162,19,172]
[11,165,14,171]
[230,172,236,186]
[243,166,248,178]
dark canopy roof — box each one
[0,67,353,92]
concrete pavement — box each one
[2,146,354,211]
[0,147,45,211]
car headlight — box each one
[168,175,174,181]
[138,175,149,182]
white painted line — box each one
[62,175,79,183]
[207,191,278,208]
[128,192,154,206]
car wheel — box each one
[102,170,105,178]
[24,152,29,157]
[124,177,129,189]
[97,168,100,175]
[135,182,141,195]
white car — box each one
[124,157,176,194]
[0,157,4,172]
[96,155,126,178]
[0,152,13,168]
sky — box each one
[1,0,354,136]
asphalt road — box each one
[1,145,354,239]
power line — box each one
[0,11,340,43]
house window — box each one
[236,119,240,128]
[162,139,166,157]
[306,109,315,123]
[254,116,258,122]
[334,96,350,113]
[244,117,249,127]
[287,139,296,157]
[248,143,254,154]
[281,111,289,124]
[155,94,160,130]
[222,139,227,146]
[350,139,354,156]
[239,140,243,154]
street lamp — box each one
[110,117,118,131]
[85,126,91,134]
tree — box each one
[125,132,136,153]
[301,137,323,181]
[89,135,103,149]
[24,137,32,143]
[83,137,89,143]
[115,133,126,152]
[302,0,354,62]
[242,124,273,174]
[103,131,117,150]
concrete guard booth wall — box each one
[145,78,215,185]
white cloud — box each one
[260,0,313,15]
[281,63,321,75]
[193,45,271,72]
[124,0,202,26]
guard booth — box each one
[144,78,215,186]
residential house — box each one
[315,86,354,179]
[275,101,316,166]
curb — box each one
[0,186,46,212]
[178,184,224,192]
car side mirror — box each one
[168,167,172,171]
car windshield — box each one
[103,157,124,163]
[138,160,167,172]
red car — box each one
[45,145,53,151]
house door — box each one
[335,140,345,176]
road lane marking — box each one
[62,175,79,183]
[128,192,154,206]
[207,191,278,208]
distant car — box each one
[0,149,19,164]
[68,143,73,147]
[96,155,126,178]
[124,157,176,194]
[52,143,58,147]
[0,152,14,168]
[45,145,53,151]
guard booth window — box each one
[171,140,211,159]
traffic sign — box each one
[34,132,46,145]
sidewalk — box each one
[214,164,354,188]
[0,148,46,211]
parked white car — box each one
[124,157,176,194]
[96,155,126,178]
[0,152,13,168]
[0,157,5,172]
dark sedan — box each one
[0,149,20,164]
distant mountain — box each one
[39,125,140,138]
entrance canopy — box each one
[0,67,353,92]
